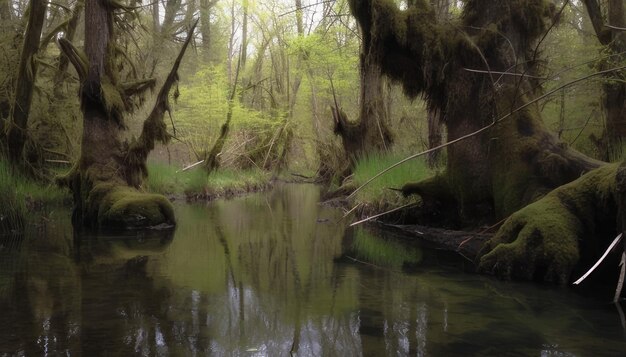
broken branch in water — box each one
[349,202,416,227]
[573,233,623,285]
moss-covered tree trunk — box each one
[6,0,47,163]
[348,0,624,283]
[333,15,393,165]
[53,0,83,99]
[60,0,195,230]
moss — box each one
[97,185,175,229]
[99,76,125,124]
[479,164,619,284]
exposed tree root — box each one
[478,164,620,284]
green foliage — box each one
[174,64,283,166]
[351,152,433,211]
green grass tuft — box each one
[351,151,433,211]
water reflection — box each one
[1,184,626,356]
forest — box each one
[1,0,626,354]
[0,0,626,356]
[2,0,626,281]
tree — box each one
[58,0,196,230]
[5,0,47,164]
[348,0,624,283]
[333,0,394,167]
[582,0,626,160]
[200,0,219,61]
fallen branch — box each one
[573,233,623,285]
[177,160,204,173]
[615,253,625,303]
[350,202,416,227]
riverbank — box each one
[0,161,68,234]
[145,163,272,201]
[329,152,436,223]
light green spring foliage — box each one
[352,152,433,210]
[174,65,282,159]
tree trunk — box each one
[604,0,626,159]
[200,0,218,61]
[333,1,393,166]
[582,0,626,160]
[60,1,196,230]
[53,0,83,99]
[349,0,619,284]
[241,0,248,69]
[6,0,47,164]
[0,0,11,20]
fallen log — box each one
[376,223,492,262]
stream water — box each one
[1,183,626,356]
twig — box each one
[606,25,626,31]
[45,159,71,164]
[570,109,596,145]
[347,65,626,200]
[342,203,362,219]
[177,160,204,173]
[463,68,548,80]
[615,252,625,303]
[278,0,335,17]
[457,217,508,249]
[349,202,416,227]
[573,233,623,285]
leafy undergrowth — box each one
[350,152,434,218]
[145,163,272,200]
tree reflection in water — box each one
[1,184,626,356]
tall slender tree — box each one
[6,0,47,164]
[582,0,626,160]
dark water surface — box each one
[1,184,626,356]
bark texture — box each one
[61,1,196,230]
[6,0,47,163]
[582,0,626,159]
[333,3,394,165]
[348,0,620,283]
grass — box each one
[145,162,271,199]
[0,160,68,233]
[351,151,434,213]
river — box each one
[1,184,625,356]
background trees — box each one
[0,0,624,237]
